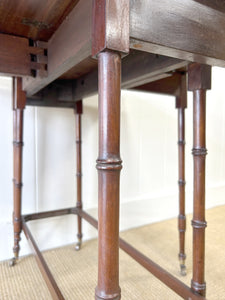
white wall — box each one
[1,67,225,261]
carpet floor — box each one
[0,205,225,299]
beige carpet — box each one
[1,205,225,299]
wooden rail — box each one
[22,208,206,300]
[22,219,65,300]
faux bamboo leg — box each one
[74,100,83,251]
[188,63,211,296]
[191,89,207,295]
[95,50,122,300]
[176,73,187,276]
[177,107,186,276]
[10,78,26,266]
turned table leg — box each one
[95,50,122,300]
[74,100,83,251]
[177,106,186,276]
[10,78,26,266]
[176,73,187,276]
[188,63,211,296]
[92,2,128,298]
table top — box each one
[0,0,225,100]
[0,0,79,41]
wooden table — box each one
[1,1,225,299]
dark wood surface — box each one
[0,34,30,76]
[78,210,206,300]
[26,51,188,105]
[188,63,211,296]
[0,33,48,77]
[3,1,223,299]
[13,62,212,299]
[12,78,26,261]
[92,0,129,56]
[194,0,225,13]
[75,100,83,250]
[131,71,186,97]
[177,87,187,275]
[191,89,207,296]
[0,0,224,95]
[0,0,79,41]
[119,240,205,300]
[96,50,122,300]
[22,220,65,300]
[23,0,93,96]
[23,207,76,222]
[130,0,225,67]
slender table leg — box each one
[10,78,26,266]
[74,100,83,251]
[188,63,211,296]
[177,106,186,275]
[176,74,187,276]
[95,50,122,300]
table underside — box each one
[0,0,225,97]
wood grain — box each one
[0,34,48,77]
[194,0,225,13]
[23,0,92,96]
[0,34,30,76]
[12,78,26,261]
[96,50,122,300]
[188,63,211,296]
[92,0,129,56]
[130,0,225,67]
[27,52,188,105]
[0,0,79,41]
[131,71,184,97]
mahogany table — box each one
[1,1,224,299]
